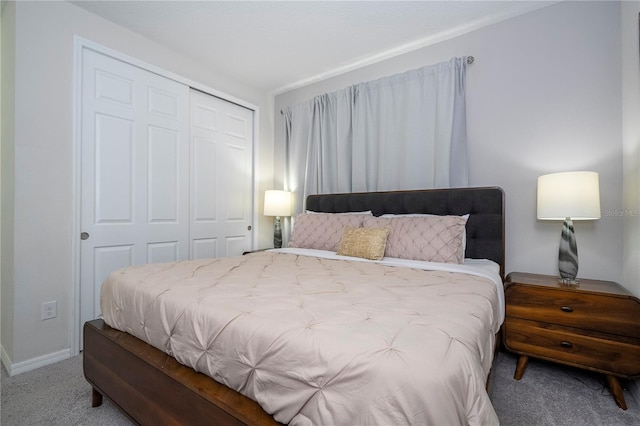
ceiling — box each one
[72,1,555,95]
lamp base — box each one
[558,277,580,286]
[558,218,579,283]
[273,216,282,249]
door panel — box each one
[189,90,253,258]
[192,238,217,259]
[81,49,189,329]
[225,144,250,220]
[148,126,180,223]
[94,113,134,223]
[95,69,134,105]
[193,136,217,222]
[147,241,179,263]
[92,245,134,315]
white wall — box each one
[1,0,16,367]
[620,0,640,405]
[274,1,627,290]
[622,1,640,299]
[1,0,274,372]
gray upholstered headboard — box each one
[305,187,505,279]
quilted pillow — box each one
[306,210,373,215]
[337,227,390,260]
[363,215,468,263]
[380,213,469,252]
[288,213,368,251]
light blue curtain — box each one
[284,57,469,213]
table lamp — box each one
[537,171,600,284]
[264,190,292,248]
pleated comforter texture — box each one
[101,251,502,425]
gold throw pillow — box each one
[337,227,390,260]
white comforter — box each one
[101,249,503,425]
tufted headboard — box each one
[305,187,505,279]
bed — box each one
[83,186,505,425]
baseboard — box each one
[1,344,13,375]
[1,346,70,377]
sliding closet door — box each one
[78,49,255,341]
[190,90,254,258]
[79,49,190,328]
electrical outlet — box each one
[42,301,57,320]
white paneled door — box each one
[189,89,254,259]
[79,49,254,337]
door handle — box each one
[80,232,90,240]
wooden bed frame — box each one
[84,187,505,425]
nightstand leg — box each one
[514,355,529,380]
[606,375,627,410]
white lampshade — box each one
[264,190,292,217]
[537,171,601,220]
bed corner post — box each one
[91,387,104,407]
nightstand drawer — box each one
[504,318,640,376]
[505,285,640,338]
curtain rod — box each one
[280,56,474,115]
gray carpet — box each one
[491,352,639,426]
[1,350,638,425]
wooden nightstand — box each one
[503,272,640,410]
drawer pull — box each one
[560,306,573,313]
[560,341,573,349]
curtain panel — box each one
[284,57,469,213]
